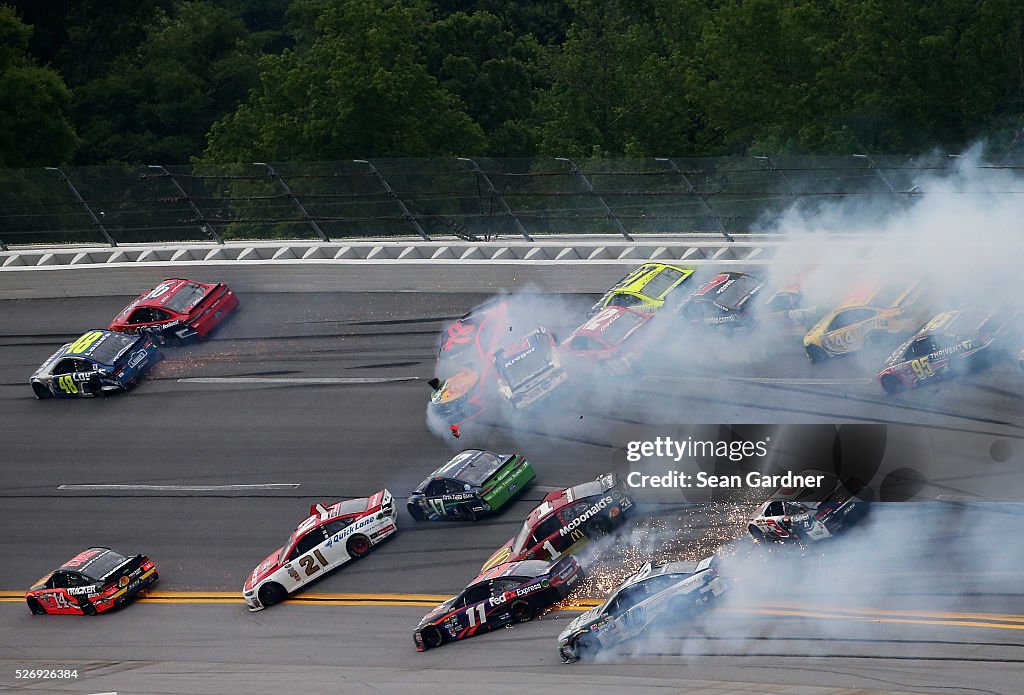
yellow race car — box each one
[803,279,930,362]
[589,263,695,317]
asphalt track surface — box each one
[2,290,1024,694]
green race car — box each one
[407,450,536,522]
[589,263,695,317]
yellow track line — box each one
[4,591,1023,629]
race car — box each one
[560,306,653,374]
[109,278,238,343]
[878,308,1018,394]
[492,328,568,409]
[243,490,397,611]
[747,470,866,544]
[481,473,632,572]
[588,263,695,317]
[428,299,512,435]
[30,329,163,399]
[407,449,536,521]
[675,271,765,328]
[26,547,158,615]
[803,279,929,362]
[413,557,583,651]
[557,555,726,662]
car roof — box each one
[428,449,505,482]
[691,271,764,310]
[469,559,549,585]
[918,308,991,338]
[56,330,138,365]
[571,306,650,338]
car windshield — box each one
[511,519,534,555]
[499,345,552,389]
[435,450,505,486]
[164,282,209,313]
[77,550,130,581]
[713,275,761,310]
[84,332,139,364]
[601,311,646,344]
[639,267,684,298]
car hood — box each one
[417,596,459,628]
[244,548,282,591]
[558,606,603,641]
[480,538,516,572]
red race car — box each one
[109,278,239,343]
[560,306,652,374]
[26,547,158,615]
[480,473,633,572]
[428,299,514,436]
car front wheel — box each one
[258,582,287,608]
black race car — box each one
[407,450,536,522]
[413,557,583,651]
[675,271,765,328]
[878,308,1018,394]
[26,547,158,615]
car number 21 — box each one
[298,549,329,577]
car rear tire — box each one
[347,534,372,559]
[805,345,828,363]
[460,505,479,522]
[26,598,46,615]
[420,625,445,649]
[880,374,905,394]
[669,595,697,619]
[80,600,97,616]
[258,582,287,608]
[510,599,535,623]
[31,382,52,400]
[407,503,426,521]
[748,525,766,543]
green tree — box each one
[0,6,78,166]
[71,2,262,163]
[204,0,485,161]
[533,0,706,157]
[424,10,543,155]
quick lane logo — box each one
[559,496,613,536]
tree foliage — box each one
[0,6,78,166]
[5,0,1024,166]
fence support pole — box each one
[654,158,734,243]
[852,154,899,194]
[555,157,633,241]
[146,166,223,244]
[457,157,533,242]
[353,159,430,241]
[255,162,329,241]
[753,155,798,195]
[45,167,117,247]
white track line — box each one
[58,484,300,491]
[177,376,419,385]
[648,375,872,386]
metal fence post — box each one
[353,159,430,241]
[146,165,223,244]
[753,155,798,195]
[555,157,633,241]
[852,154,899,194]
[654,158,735,242]
[44,167,117,247]
[255,162,329,241]
[457,157,533,242]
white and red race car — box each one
[560,306,653,374]
[243,490,397,610]
[747,471,866,545]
